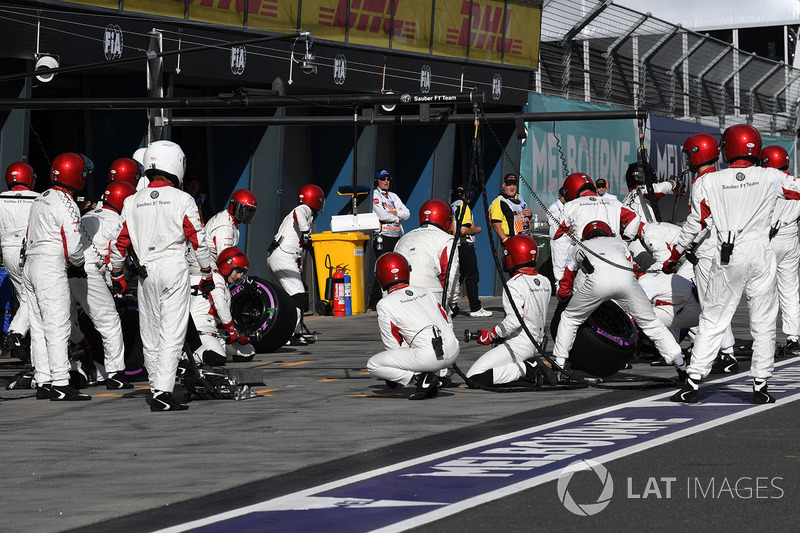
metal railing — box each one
[537,0,800,137]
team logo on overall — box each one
[405,290,413,296]
[150,190,159,199]
[43,190,50,197]
[333,54,347,85]
[534,278,540,286]
[736,172,746,182]
[589,196,597,201]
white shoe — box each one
[469,308,492,318]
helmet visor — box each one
[232,203,257,224]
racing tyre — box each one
[550,300,637,377]
[230,276,296,353]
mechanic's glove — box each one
[110,271,127,295]
[685,250,698,265]
[222,321,238,344]
[671,179,686,196]
[477,328,498,345]
[557,267,577,301]
[662,244,685,274]
[238,335,251,346]
[199,269,215,297]
[67,263,87,279]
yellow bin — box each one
[311,231,369,315]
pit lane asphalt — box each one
[0,296,793,532]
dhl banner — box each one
[61,0,540,68]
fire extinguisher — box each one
[332,265,346,317]
[343,268,352,316]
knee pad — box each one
[292,292,309,313]
[468,369,494,388]
[202,350,226,367]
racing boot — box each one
[670,376,700,403]
[522,359,558,386]
[50,383,92,401]
[408,372,439,400]
[5,368,34,390]
[710,352,739,374]
[36,384,53,400]
[752,379,776,404]
[784,338,800,357]
[150,390,188,412]
[106,372,133,390]
[5,332,29,363]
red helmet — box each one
[5,162,36,190]
[502,235,539,272]
[683,133,720,172]
[759,145,790,171]
[228,189,258,224]
[375,252,410,291]
[217,246,249,278]
[108,157,143,186]
[721,124,762,164]
[418,199,452,230]
[50,152,88,192]
[101,181,137,214]
[562,173,596,201]
[582,220,614,240]
[298,184,325,211]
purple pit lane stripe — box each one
[157,358,800,533]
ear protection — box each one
[558,187,568,198]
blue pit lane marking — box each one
[157,358,800,533]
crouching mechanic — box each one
[466,236,556,387]
[111,140,214,412]
[553,221,686,374]
[189,246,254,365]
[68,181,138,389]
[268,184,324,346]
[367,252,459,400]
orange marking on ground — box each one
[318,378,341,382]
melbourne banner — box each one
[520,93,638,208]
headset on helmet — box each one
[502,235,539,272]
[682,133,720,172]
[228,189,258,224]
[582,220,614,240]
[624,160,658,191]
[143,140,186,186]
[298,184,325,211]
[217,247,249,279]
[375,252,411,291]
[418,199,452,230]
[5,162,36,190]
[562,173,596,201]
[101,181,137,214]
[108,157,143,186]
[759,145,790,171]
[721,124,762,164]
[50,152,89,193]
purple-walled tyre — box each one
[230,276,296,353]
[550,300,637,377]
